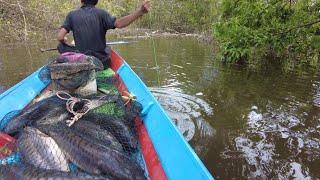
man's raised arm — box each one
[115,0,151,29]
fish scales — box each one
[72,120,123,152]
[83,113,139,153]
[39,124,103,175]
[18,127,69,172]
[0,164,107,180]
[18,133,45,170]
[40,123,146,179]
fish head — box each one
[4,117,30,135]
[35,112,69,126]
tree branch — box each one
[276,19,320,35]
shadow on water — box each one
[1,36,320,179]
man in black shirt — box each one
[57,0,151,68]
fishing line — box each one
[147,1,161,87]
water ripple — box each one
[222,103,319,179]
[150,87,215,146]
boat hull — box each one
[0,50,213,180]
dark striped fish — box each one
[4,96,67,135]
[38,123,146,180]
[82,113,139,153]
[72,120,123,152]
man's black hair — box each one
[83,0,98,5]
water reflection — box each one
[150,87,216,154]
[0,42,56,87]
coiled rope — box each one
[56,91,92,127]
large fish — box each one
[0,164,106,180]
[83,113,139,153]
[3,96,67,135]
[72,120,123,152]
[38,123,146,180]
[18,127,69,172]
[4,94,120,134]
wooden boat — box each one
[0,50,213,180]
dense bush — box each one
[214,0,320,68]
[0,0,216,41]
[0,0,77,41]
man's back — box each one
[62,4,116,54]
[58,0,151,68]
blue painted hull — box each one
[0,67,50,129]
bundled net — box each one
[48,55,102,91]
[38,66,51,85]
[0,110,22,131]
[0,68,147,180]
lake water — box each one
[0,37,319,179]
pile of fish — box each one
[0,94,146,180]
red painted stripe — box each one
[0,133,15,159]
[111,50,167,180]
[135,118,167,180]
[110,51,124,72]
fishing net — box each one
[0,68,148,179]
[48,55,103,94]
[0,110,21,131]
[17,127,70,172]
[96,68,118,95]
[0,163,106,180]
[38,66,51,85]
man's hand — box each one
[140,0,151,14]
[57,28,69,44]
[115,0,151,29]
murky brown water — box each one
[0,37,319,179]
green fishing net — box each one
[95,69,124,117]
[96,69,119,95]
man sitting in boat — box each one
[57,0,151,68]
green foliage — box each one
[214,0,320,68]
[0,0,218,41]
[136,0,218,32]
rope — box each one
[121,91,137,106]
[56,91,92,127]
